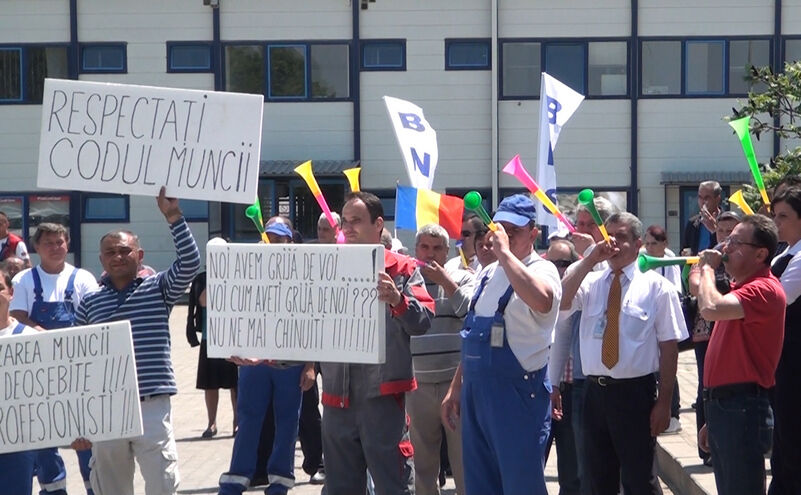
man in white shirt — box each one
[441,194,561,495]
[0,211,30,268]
[10,223,98,495]
[561,212,687,495]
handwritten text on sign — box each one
[37,79,263,204]
[0,321,142,454]
[206,244,386,364]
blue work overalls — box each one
[30,268,92,495]
[460,275,552,495]
[0,323,38,494]
[219,363,304,495]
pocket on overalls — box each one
[460,326,491,372]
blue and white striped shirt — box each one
[76,218,200,398]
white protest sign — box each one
[206,243,386,364]
[383,96,439,190]
[37,78,263,204]
[0,321,142,454]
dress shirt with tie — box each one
[567,260,688,379]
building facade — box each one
[2,0,798,273]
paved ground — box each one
[50,304,675,494]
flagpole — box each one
[490,0,499,210]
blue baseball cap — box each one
[493,194,537,227]
[265,222,293,238]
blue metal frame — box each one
[81,193,130,223]
[497,38,631,100]
[178,199,210,222]
[638,36,773,98]
[445,38,491,70]
[0,192,82,264]
[79,42,127,73]
[684,40,726,96]
[267,43,308,99]
[166,42,213,73]
[0,47,23,102]
[0,44,72,104]
[361,39,406,71]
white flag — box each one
[536,73,584,234]
[383,96,439,190]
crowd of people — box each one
[0,179,798,495]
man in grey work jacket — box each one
[321,191,435,495]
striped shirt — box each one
[76,218,200,398]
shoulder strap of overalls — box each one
[467,272,518,316]
[468,274,490,313]
[31,267,44,302]
[64,268,78,302]
[12,322,26,335]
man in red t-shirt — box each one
[695,214,785,495]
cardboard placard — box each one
[206,243,386,364]
[37,79,263,205]
[0,321,142,454]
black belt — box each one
[703,383,767,401]
[140,393,169,402]
[586,374,652,387]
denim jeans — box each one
[705,393,773,495]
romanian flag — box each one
[395,185,464,239]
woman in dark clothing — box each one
[187,271,239,438]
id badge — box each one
[491,323,504,348]
[593,315,607,339]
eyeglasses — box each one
[550,259,574,268]
[723,237,762,249]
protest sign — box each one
[37,78,263,204]
[0,320,141,454]
[206,243,386,364]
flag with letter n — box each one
[383,96,439,190]
[536,73,584,235]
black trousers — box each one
[769,341,801,495]
[254,381,324,478]
[583,375,662,495]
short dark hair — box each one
[344,192,384,223]
[645,225,667,242]
[100,229,140,249]
[33,223,70,246]
[741,214,778,264]
[772,186,801,218]
[776,175,801,191]
[716,210,742,223]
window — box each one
[445,39,491,70]
[641,38,770,97]
[588,41,628,96]
[729,40,769,94]
[224,41,350,101]
[686,41,725,95]
[642,41,681,95]
[786,38,801,63]
[500,40,628,98]
[80,44,126,73]
[82,193,129,222]
[168,43,212,72]
[0,45,69,103]
[225,45,265,95]
[179,199,209,221]
[502,42,541,97]
[545,43,585,94]
[361,40,405,71]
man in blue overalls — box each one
[0,265,42,494]
[218,221,317,495]
[441,194,562,495]
[10,223,99,495]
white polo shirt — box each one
[472,252,561,372]
[773,238,801,305]
[568,260,688,379]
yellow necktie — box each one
[601,271,622,369]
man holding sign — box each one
[71,186,201,495]
[321,192,434,495]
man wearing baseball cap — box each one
[441,194,561,494]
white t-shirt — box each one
[472,252,562,371]
[0,235,30,261]
[445,253,482,273]
[0,318,38,337]
[10,263,99,314]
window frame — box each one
[222,40,352,102]
[638,36,773,98]
[782,35,801,64]
[166,41,213,73]
[79,42,127,74]
[445,38,491,71]
[498,38,631,100]
[179,199,210,222]
[0,43,71,104]
[361,39,406,71]
[81,193,130,223]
